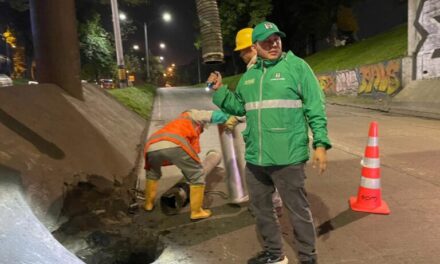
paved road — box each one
[135,87,440,264]
[310,104,440,263]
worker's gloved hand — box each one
[224,116,240,132]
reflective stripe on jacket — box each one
[213,51,331,166]
[144,112,203,169]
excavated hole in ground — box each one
[52,181,164,264]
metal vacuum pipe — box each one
[218,126,248,204]
[232,125,247,186]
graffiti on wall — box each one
[414,0,440,79]
[358,59,402,95]
[335,70,359,96]
[316,59,402,97]
[317,74,336,94]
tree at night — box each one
[78,14,114,81]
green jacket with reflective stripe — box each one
[213,51,331,166]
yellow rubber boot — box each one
[190,185,212,220]
[144,179,158,211]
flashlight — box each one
[205,72,219,92]
[205,81,215,92]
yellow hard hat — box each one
[234,28,253,51]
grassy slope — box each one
[107,84,156,119]
[305,24,407,73]
[12,78,30,85]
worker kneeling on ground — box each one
[143,109,239,220]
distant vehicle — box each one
[0,74,13,87]
[100,79,114,89]
[28,81,39,85]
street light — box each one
[159,42,166,49]
[133,44,139,50]
[163,12,172,22]
[110,0,127,88]
[144,11,172,80]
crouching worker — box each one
[143,109,239,220]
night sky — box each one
[118,0,407,67]
[120,0,200,66]
[1,0,407,70]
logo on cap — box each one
[264,23,274,29]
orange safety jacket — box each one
[144,112,203,170]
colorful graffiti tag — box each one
[316,59,402,97]
[317,74,336,94]
[335,70,359,96]
[358,59,402,95]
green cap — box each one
[252,21,286,43]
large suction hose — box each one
[195,0,224,64]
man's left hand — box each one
[312,147,327,175]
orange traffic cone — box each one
[349,121,390,214]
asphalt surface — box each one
[1,84,439,264]
[133,87,440,264]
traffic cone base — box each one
[349,196,390,214]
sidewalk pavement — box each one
[326,78,440,120]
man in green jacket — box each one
[234,27,283,217]
[207,21,331,264]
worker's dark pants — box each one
[146,147,204,185]
[246,162,317,261]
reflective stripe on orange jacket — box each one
[144,112,203,169]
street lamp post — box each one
[3,38,11,75]
[143,22,150,80]
[144,12,171,81]
[197,52,201,84]
[110,0,126,88]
